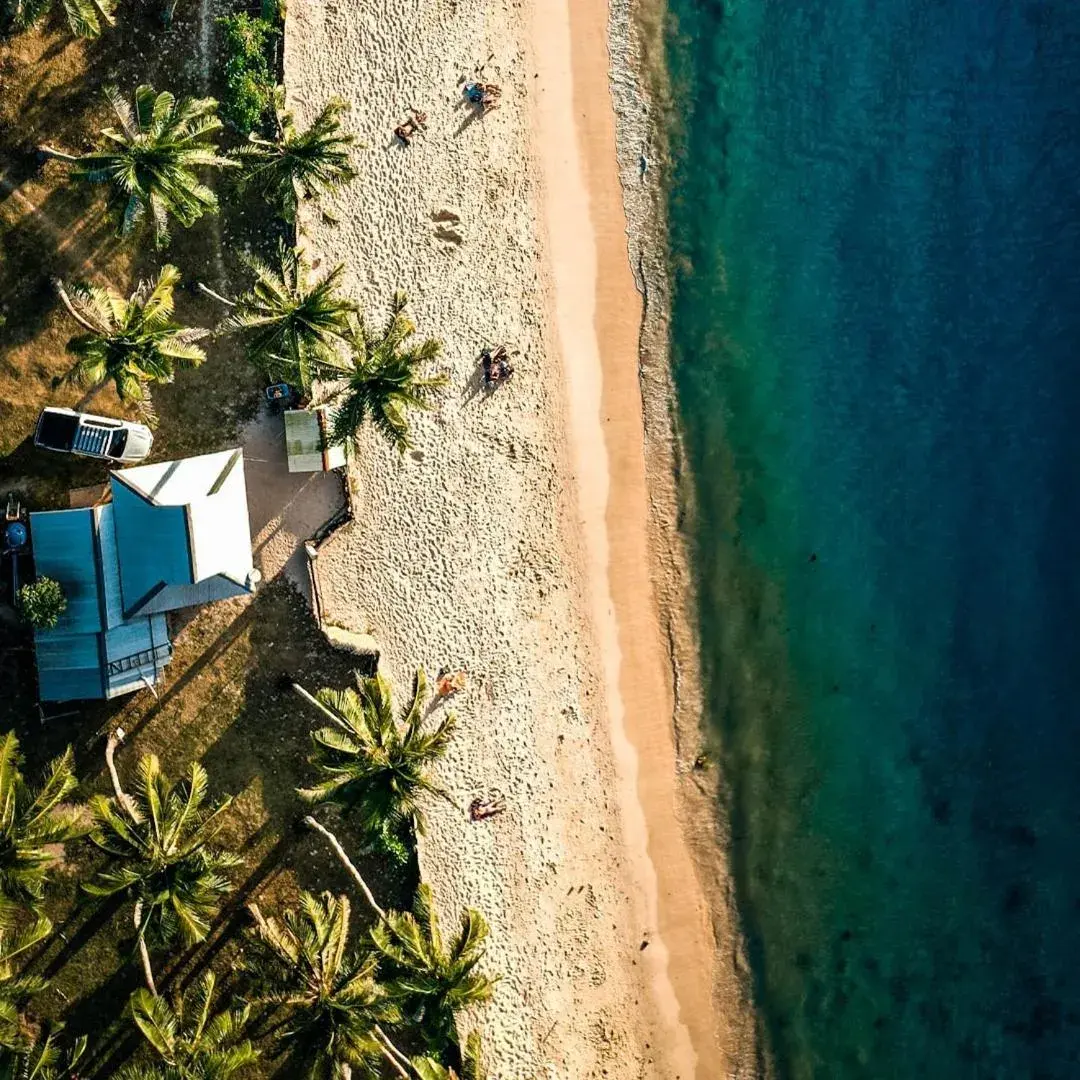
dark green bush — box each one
[217,12,278,134]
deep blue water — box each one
[663,1,1080,1077]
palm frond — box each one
[234,92,358,220]
[295,668,455,843]
[56,85,232,247]
[218,242,356,391]
[370,885,496,1049]
[85,755,235,948]
[127,971,257,1078]
[330,292,445,452]
[0,733,85,910]
[57,265,206,400]
[242,892,397,1077]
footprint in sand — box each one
[431,208,464,247]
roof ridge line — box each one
[207,448,243,497]
[110,468,158,506]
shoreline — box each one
[532,0,757,1074]
[283,0,755,1072]
[602,1,766,1076]
[604,0,765,1072]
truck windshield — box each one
[108,429,129,458]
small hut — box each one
[284,406,349,473]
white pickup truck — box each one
[34,407,153,463]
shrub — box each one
[217,13,278,134]
[18,577,67,631]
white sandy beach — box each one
[284,0,754,1075]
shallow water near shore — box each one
[662,1,1080,1077]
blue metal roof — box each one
[111,480,193,615]
[33,633,104,701]
[29,450,256,702]
[29,505,170,703]
[29,510,103,635]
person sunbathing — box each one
[483,346,515,387]
[436,669,467,697]
[465,83,501,114]
[469,794,506,821]
[394,109,428,145]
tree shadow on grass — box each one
[61,961,143,1079]
[38,894,124,982]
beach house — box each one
[29,448,259,702]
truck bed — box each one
[35,409,80,451]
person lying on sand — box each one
[394,109,428,145]
[470,794,506,821]
[436,669,467,697]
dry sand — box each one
[285,0,755,1075]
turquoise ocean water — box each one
[663,2,1080,1077]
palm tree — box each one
[85,754,238,952]
[412,1032,487,1080]
[303,821,494,1071]
[0,916,51,1052]
[55,265,207,403]
[293,669,456,842]
[115,971,258,1080]
[40,86,236,248]
[0,732,87,911]
[2,0,114,39]
[235,91,357,222]
[329,291,446,453]
[207,243,356,392]
[242,891,408,1079]
[371,885,495,1050]
[0,1024,87,1080]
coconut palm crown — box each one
[235,91,357,221]
[330,291,446,453]
[0,1023,88,1080]
[3,0,114,39]
[56,265,207,402]
[296,669,456,840]
[243,892,401,1080]
[115,971,258,1080]
[412,1032,487,1080]
[219,243,356,392]
[84,755,238,948]
[41,85,236,248]
[0,916,52,1052]
[0,732,87,911]
[372,885,496,1049]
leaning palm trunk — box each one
[38,146,81,163]
[302,816,385,921]
[103,730,156,995]
[304,819,497,1055]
